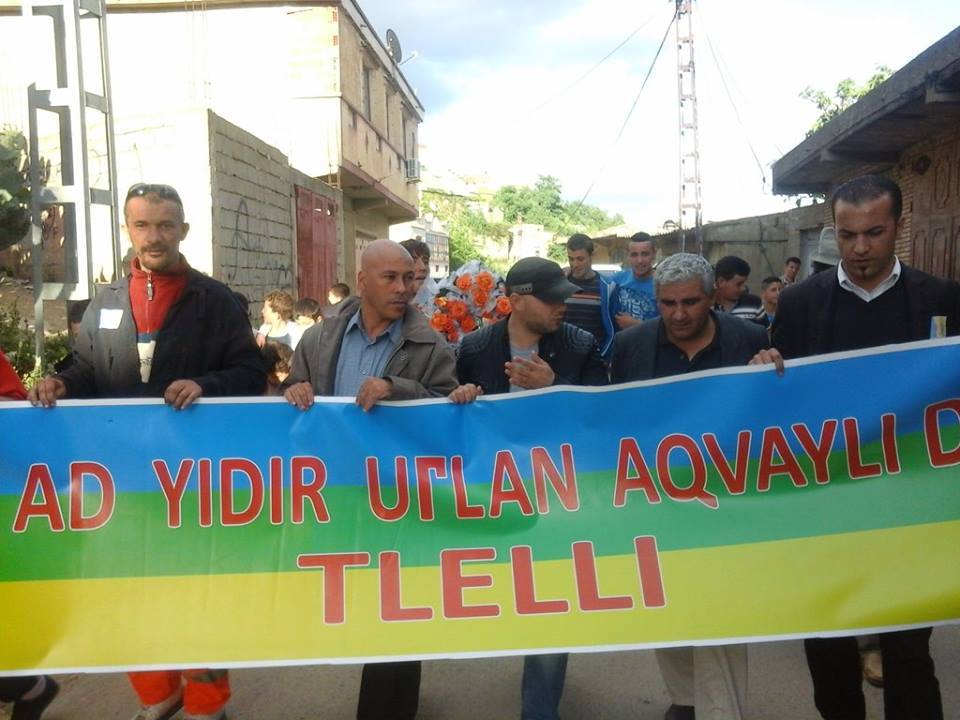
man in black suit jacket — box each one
[610,252,767,720]
[610,253,769,384]
[754,174,952,720]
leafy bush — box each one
[0,304,71,385]
[0,127,31,251]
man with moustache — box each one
[283,239,457,720]
[28,182,265,720]
[610,252,768,720]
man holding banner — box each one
[283,238,458,720]
[610,252,769,720]
[758,174,958,720]
[450,255,607,720]
[28,183,266,720]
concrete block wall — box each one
[209,112,295,311]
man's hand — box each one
[505,353,555,390]
[164,379,203,409]
[615,313,641,330]
[449,383,483,404]
[356,377,392,411]
[749,348,785,376]
[28,377,66,408]
[284,381,315,410]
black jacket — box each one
[58,270,266,398]
[771,265,960,359]
[456,319,608,394]
[609,311,769,383]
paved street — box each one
[4,626,958,719]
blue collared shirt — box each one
[334,310,403,396]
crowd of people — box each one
[1,172,954,720]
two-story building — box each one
[0,0,423,310]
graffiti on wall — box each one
[223,198,293,290]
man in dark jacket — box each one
[453,256,607,401]
[449,256,606,720]
[754,174,952,720]
[284,239,457,720]
[29,182,264,720]
[610,252,768,720]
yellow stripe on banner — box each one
[3,521,960,672]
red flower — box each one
[448,300,469,320]
[472,289,490,308]
[430,312,447,332]
[455,274,473,291]
[475,271,495,291]
[460,315,477,332]
[495,296,511,315]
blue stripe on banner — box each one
[1,338,959,495]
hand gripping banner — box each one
[2,339,959,674]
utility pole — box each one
[23,0,121,367]
[675,0,703,255]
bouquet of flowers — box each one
[429,260,511,345]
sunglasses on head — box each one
[125,183,183,206]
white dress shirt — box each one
[837,257,902,303]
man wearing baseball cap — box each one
[452,256,607,396]
[450,256,607,720]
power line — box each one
[700,27,767,190]
[570,7,677,217]
[530,5,671,113]
[700,3,783,166]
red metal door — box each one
[296,186,339,301]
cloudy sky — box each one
[358,0,960,231]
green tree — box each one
[546,242,568,264]
[800,65,892,136]
[420,189,510,270]
[492,175,623,238]
[0,127,31,250]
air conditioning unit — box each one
[405,158,421,181]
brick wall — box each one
[209,112,295,311]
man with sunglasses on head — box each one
[29,182,265,720]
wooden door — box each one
[912,139,960,280]
[296,186,339,301]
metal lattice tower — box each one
[23,0,121,362]
[675,0,703,254]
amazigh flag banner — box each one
[2,338,959,674]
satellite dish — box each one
[385,29,402,63]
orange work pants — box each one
[128,669,230,717]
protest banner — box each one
[2,338,959,674]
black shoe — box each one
[11,676,59,720]
[664,704,696,720]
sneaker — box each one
[11,676,59,720]
[131,692,184,720]
[664,704,696,720]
